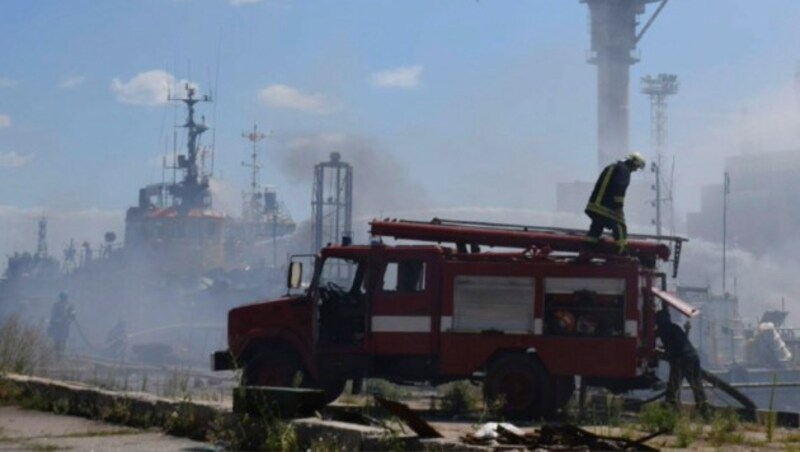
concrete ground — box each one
[0,406,217,451]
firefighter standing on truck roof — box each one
[584,152,646,253]
[656,307,709,417]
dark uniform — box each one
[656,309,708,414]
[48,292,75,359]
[585,160,631,253]
[105,319,127,361]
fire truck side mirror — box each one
[287,261,303,289]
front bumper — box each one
[211,350,237,371]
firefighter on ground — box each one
[584,152,646,253]
[48,291,75,359]
[656,307,709,416]
[105,318,127,361]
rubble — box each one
[462,423,662,451]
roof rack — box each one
[429,218,687,243]
[370,218,686,277]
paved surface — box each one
[0,406,216,451]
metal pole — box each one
[655,162,662,238]
[272,209,277,267]
[335,165,341,246]
[722,172,730,296]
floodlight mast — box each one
[641,73,679,239]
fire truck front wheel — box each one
[483,354,553,419]
[242,349,305,388]
[242,349,346,403]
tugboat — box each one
[124,85,224,278]
[122,84,296,281]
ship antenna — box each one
[241,124,270,220]
[161,138,168,206]
[210,26,223,176]
[172,124,178,188]
[168,81,211,210]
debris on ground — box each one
[374,396,443,439]
[462,423,663,451]
[471,422,527,441]
[372,397,665,450]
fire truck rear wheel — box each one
[483,354,552,419]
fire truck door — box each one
[370,258,435,356]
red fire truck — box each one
[212,218,694,417]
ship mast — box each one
[241,124,269,221]
[168,84,212,211]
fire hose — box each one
[630,364,756,411]
[700,369,756,410]
[69,317,101,352]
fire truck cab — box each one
[213,218,689,418]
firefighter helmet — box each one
[626,152,646,170]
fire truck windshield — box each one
[318,257,360,292]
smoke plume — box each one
[275,133,431,215]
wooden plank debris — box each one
[374,396,443,439]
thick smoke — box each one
[674,81,800,214]
[0,206,123,267]
[208,178,242,217]
[275,133,431,215]
[680,238,800,326]
[671,79,800,325]
[0,206,231,370]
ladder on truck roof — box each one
[369,218,686,277]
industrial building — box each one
[687,150,800,254]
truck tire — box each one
[242,348,346,403]
[319,379,347,404]
[483,354,553,419]
[242,349,305,388]
[552,376,576,412]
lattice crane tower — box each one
[311,152,353,254]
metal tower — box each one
[641,73,679,237]
[36,216,48,258]
[582,0,670,169]
[722,171,730,296]
[311,152,353,253]
[795,62,800,132]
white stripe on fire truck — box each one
[440,316,453,331]
[533,318,543,335]
[625,320,638,337]
[371,316,431,333]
